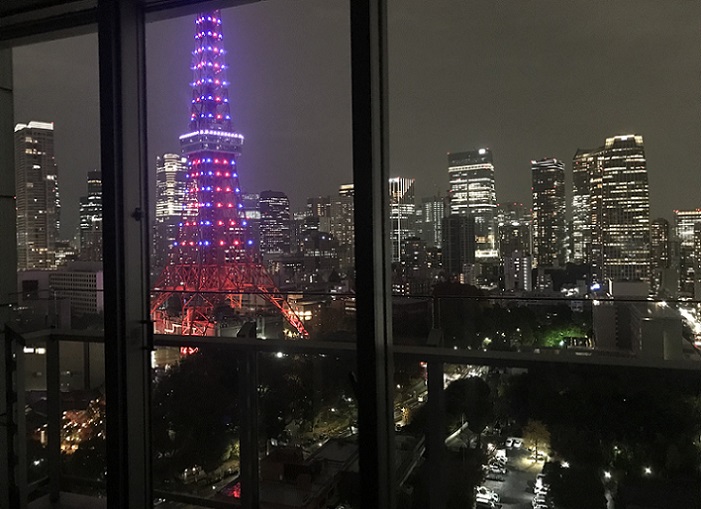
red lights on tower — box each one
[151,10,307,338]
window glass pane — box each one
[396,357,701,508]
[146,0,353,505]
[388,0,701,362]
[257,351,359,508]
[148,2,353,342]
[152,344,240,505]
[11,33,104,500]
[388,1,701,507]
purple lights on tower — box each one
[152,10,308,338]
[190,13,232,131]
[175,10,249,266]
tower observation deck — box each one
[151,11,307,337]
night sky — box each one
[12,0,701,239]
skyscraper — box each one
[14,121,61,269]
[78,170,102,262]
[591,135,650,283]
[650,217,670,295]
[571,148,595,264]
[330,184,354,271]
[389,177,416,262]
[441,214,475,277]
[448,149,497,259]
[650,218,671,271]
[673,209,701,293]
[419,195,445,248]
[259,190,291,256]
[496,201,530,225]
[531,158,566,268]
[153,153,187,270]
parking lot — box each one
[481,447,545,509]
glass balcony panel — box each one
[257,351,359,509]
[395,355,701,508]
[151,344,241,506]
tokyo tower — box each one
[151,10,307,337]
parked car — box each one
[476,486,500,502]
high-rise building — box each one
[498,222,531,260]
[650,218,670,271]
[259,190,291,256]
[330,184,354,271]
[441,215,475,277]
[650,218,671,296]
[389,177,416,262]
[419,195,445,248]
[14,121,61,269]
[591,135,650,283]
[531,158,566,268]
[153,154,187,270]
[79,170,102,262]
[496,201,530,225]
[503,251,532,292]
[571,148,596,264]
[307,196,331,219]
[673,209,701,293]
[448,149,497,259]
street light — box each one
[561,461,570,468]
[644,466,652,475]
[604,471,612,480]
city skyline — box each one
[12,0,701,238]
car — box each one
[532,495,548,507]
[476,486,500,502]
[534,484,549,495]
[476,501,497,509]
[490,464,507,474]
[505,438,513,448]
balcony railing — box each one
[5,293,700,508]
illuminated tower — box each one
[152,11,306,337]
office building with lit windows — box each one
[571,148,596,264]
[14,121,61,269]
[79,170,102,262]
[591,135,650,283]
[650,217,671,295]
[419,195,445,248]
[389,177,416,262]
[153,153,187,269]
[673,209,701,293]
[448,149,497,259]
[330,184,355,271]
[259,190,291,256]
[531,158,566,268]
